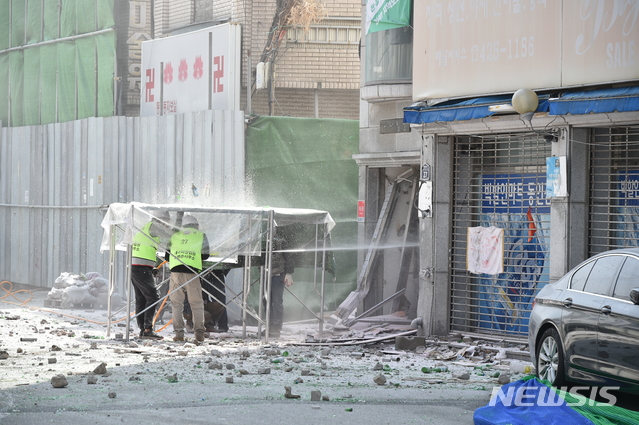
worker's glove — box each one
[152,268,159,277]
[284,273,294,287]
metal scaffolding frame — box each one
[101,202,334,342]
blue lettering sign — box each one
[481,174,549,214]
[618,170,639,206]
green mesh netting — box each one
[60,1,77,38]
[76,1,97,34]
[0,53,8,125]
[26,0,42,45]
[23,47,40,126]
[245,116,360,320]
[9,51,24,126]
[57,41,76,123]
[76,36,96,119]
[0,0,115,126]
[40,43,57,124]
[97,1,115,29]
[555,381,639,425]
[43,1,59,41]
[10,0,25,48]
[96,32,115,117]
[0,1,8,50]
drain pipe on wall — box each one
[314,82,321,118]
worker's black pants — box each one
[131,265,160,331]
[206,270,229,331]
[267,274,285,332]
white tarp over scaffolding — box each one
[100,202,335,341]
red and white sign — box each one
[357,200,365,223]
[140,23,241,116]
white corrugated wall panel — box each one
[0,110,245,288]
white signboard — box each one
[413,1,639,101]
[140,23,241,116]
[563,1,639,86]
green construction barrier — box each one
[96,32,115,117]
[246,116,360,321]
[40,43,58,124]
[0,53,8,125]
[0,0,115,126]
[9,51,24,126]
[26,0,42,45]
[57,41,76,124]
[43,1,59,41]
[76,36,96,119]
[10,0,25,48]
[0,2,8,50]
[23,47,40,126]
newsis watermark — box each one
[489,385,620,407]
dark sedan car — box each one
[528,248,639,393]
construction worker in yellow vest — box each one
[131,209,171,340]
[165,214,210,342]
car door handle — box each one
[563,298,573,307]
[601,305,611,315]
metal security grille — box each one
[589,126,639,256]
[451,133,552,338]
[286,18,361,46]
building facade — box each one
[357,0,639,339]
[119,0,361,120]
[0,0,361,127]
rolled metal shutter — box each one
[451,133,551,338]
[589,126,639,256]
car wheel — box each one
[536,327,565,386]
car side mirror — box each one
[631,289,639,305]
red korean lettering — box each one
[145,68,154,102]
[213,55,224,93]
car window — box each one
[570,260,595,291]
[613,256,639,301]
[583,255,625,296]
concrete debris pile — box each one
[0,289,538,422]
[0,312,536,392]
[46,272,122,309]
[297,324,534,387]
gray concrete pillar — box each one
[549,126,589,281]
[418,134,452,336]
[567,127,590,269]
[549,127,570,282]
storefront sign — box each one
[481,174,549,214]
[618,170,639,206]
[546,156,568,197]
[141,23,241,116]
[413,1,639,99]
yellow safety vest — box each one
[132,222,160,261]
[169,229,204,270]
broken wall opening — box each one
[335,166,420,328]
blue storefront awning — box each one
[548,86,639,115]
[404,95,550,124]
